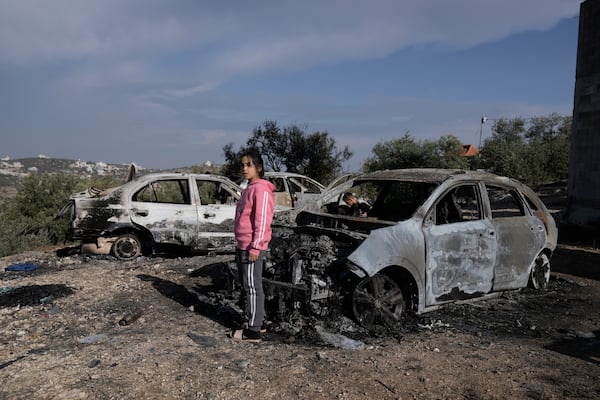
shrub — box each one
[0,173,119,257]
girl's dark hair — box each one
[241,147,265,178]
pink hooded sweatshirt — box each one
[234,178,276,256]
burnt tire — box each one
[111,233,143,260]
[529,252,550,290]
[352,273,406,330]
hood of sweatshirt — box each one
[247,178,276,193]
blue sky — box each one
[0,1,580,172]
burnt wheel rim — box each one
[352,274,405,330]
[112,235,142,260]
[531,253,550,290]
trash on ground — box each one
[5,263,38,272]
[187,332,218,347]
[315,325,365,350]
[118,310,144,326]
[77,333,108,344]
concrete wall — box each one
[566,0,600,226]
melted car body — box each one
[264,169,557,329]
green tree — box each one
[363,133,469,172]
[523,113,571,185]
[480,114,571,185]
[479,118,528,179]
[291,131,352,183]
[425,135,470,169]
[247,120,288,172]
[363,133,424,171]
[0,173,119,257]
[222,120,352,184]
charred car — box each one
[264,171,325,208]
[59,173,242,260]
[264,169,558,329]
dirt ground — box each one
[0,235,598,400]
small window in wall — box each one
[435,184,480,225]
[486,185,525,218]
[133,179,190,204]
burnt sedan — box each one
[264,171,325,208]
[59,173,242,260]
[264,169,557,329]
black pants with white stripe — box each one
[236,248,265,332]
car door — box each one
[422,183,497,306]
[485,185,547,291]
[129,178,199,246]
[195,178,238,251]
[288,176,324,208]
[266,176,293,207]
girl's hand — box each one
[249,253,258,263]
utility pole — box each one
[478,116,487,155]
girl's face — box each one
[241,155,261,183]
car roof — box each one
[355,168,516,186]
[265,171,325,187]
[127,172,242,189]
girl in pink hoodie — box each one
[231,148,275,343]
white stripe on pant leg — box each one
[252,191,269,249]
[247,262,257,327]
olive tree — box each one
[222,120,352,184]
[363,133,469,172]
[480,114,570,185]
[0,173,119,257]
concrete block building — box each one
[566,0,600,226]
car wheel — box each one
[352,273,405,330]
[529,252,550,290]
[111,234,143,260]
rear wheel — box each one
[111,233,143,260]
[529,253,550,290]
[352,273,405,330]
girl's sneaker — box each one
[231,328,261,343]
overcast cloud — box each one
[0,0,580,170]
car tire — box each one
[352,273,406,330]
[529,252,550,290]
[111,233,143,260]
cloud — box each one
[0,0,579,89]
[158,82,220,99]
[0,1,579,170]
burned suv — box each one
[264,169,557,329]
[60,173,242,260]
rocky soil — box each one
[1,239,599,400]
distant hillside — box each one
[0,157,142,185]
[0,156,221,189]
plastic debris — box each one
[47,305,61,315]
[187,332,218,347]
[417,319,451,329]
[315,325,365,350]
[5,263,38,272]
[118,310,144,326]
[77,333,108,344]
